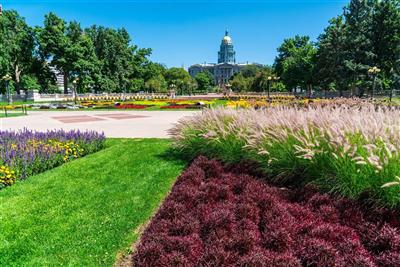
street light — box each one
[72,78,79,104]
[267,75,280,100]
[2,74,12,104]
[368,66,381,98]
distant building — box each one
[189,30,262,85]
[49,66,65,91]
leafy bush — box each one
[0,129,105,188]
[133,157,400,266]
[170,105,400,207]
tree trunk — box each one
[63,72,69,94]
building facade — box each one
[189,31,262,85]
[49,66,65,92]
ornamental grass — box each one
[0,129,105,189]
[170,104,400,207]
[133,157,400,266]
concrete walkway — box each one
[0,110,199,138]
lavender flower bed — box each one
[133,157,400,266]
[0,129,105,188]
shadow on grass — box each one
[156,146,191,168]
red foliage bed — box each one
[115,104,152,109]
[160,104,192,109]
[133,157,400,266]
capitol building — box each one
[189,31,262,85]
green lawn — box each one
[0,113,26,118]
[0,139,185,266]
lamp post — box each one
[267,75,280,100]
[368,66,381,98]
[72,78,79,104]
[2,74,12,104]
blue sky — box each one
[4,0,349,67]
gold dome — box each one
[223,35,232,44]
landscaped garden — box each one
[129,101,400,266]
[26,97,224,111]
[0,138,185,266]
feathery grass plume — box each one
[170,104,400,207]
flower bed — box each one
[133,157,400,266]
[170,105,400,207]
[160,104,199,109]
[0,129,105,189]
[115,104,153,109]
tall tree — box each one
[86,26,151,93]
[0,10,35,94]
[37,13,70,93]
[65,21,98,93]
[316,16,347,95]
[371,0,400,89]
[274,35,317,93]
[342,0,376,93]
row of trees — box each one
[0,10,212,95]
[274,0,400,95]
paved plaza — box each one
[0,110,199,138]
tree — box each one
[251,68,274,92]
[274,36,317,94]
[65,21,99,93]
[145,75,167,93]
[165,67,193,95]
[195,71,214,92]
[37,13,70,93]
[0,10,35,94]
[371,0,400,89]
[230,73,252,92]
[342,0,376,94]
[240,64,263,78]
[86,25,151,93]
[316,16,347,95]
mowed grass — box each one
[0,139,185,266]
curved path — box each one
[0,110,199,138]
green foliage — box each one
[194,70,214,91]
[274,35,317,93]
[316,16,347,94]
[165,67,194,94]
[240,64,263,78]
[0,10,35,94]
[230,73,252,92]
[145,74,167,93]
[275,0,400,93]
[21,74,40,91]
[251,67,274,92]
[0,139,185,266]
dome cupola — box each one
[218,30,236,64]
[222,30,232,44]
